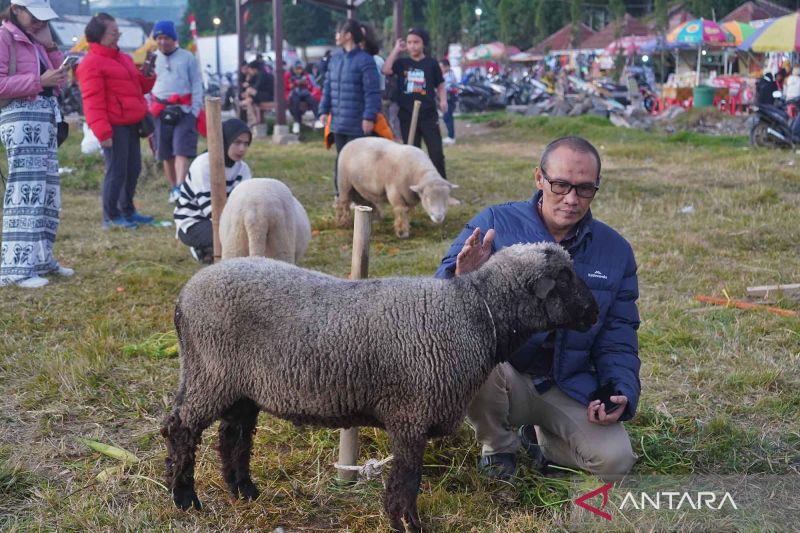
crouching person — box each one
[173,119,252,264]
[435,136,640,481]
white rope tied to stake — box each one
[334,455,394,480]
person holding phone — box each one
[77,12,156,230]
[435,136,640,481]
[0,0,71,288]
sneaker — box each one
[54,266,75,277]
[102,217,138,230]
[126,212,155,225]
[478,452,516,480]
[190,247,214,265]
[292,122,301,134]
[313,119,324,129]
[168,186,182,204]
[443,137,456,145]
[16,276,49,288]
[518,425,548,471]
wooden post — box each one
[337,205,373,481]
[407,100,421,145]
[273,0,287,126]
[394,0,404,41]
[205,96,226,262]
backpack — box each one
[0,27,17,109]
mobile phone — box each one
[144,53,156,70]
[60,55,78,70]
[591,382,621,415]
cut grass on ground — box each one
[1,115,798,531]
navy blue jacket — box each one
[435,191,641,421]
[319,47,381,136]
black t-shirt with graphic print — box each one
[391,56,444,115]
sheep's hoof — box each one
[237,479,260,502]
[173,487,202,511]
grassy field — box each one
[1,113,799,531]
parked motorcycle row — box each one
[455,72,550,112]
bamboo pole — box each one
[205,96,226,262]
[407,100,422,145]
[337,205,373,481]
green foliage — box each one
[570,0,582,47]
[424,0,445,57]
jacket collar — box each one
[528,190,593,245]
[89,42,120,58]
[2,20,33,45]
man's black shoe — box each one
[518,425,548,471]
[478,452,517,480]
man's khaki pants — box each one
[467,363,637,479]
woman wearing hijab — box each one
[173,118,253,264]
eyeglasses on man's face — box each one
[539,167,599,199]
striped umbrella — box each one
[721,21,756,46]
[738,12,800,52]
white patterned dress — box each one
[0,95,62,286]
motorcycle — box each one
[205,69,237,112]
[749,91,800,148]
[455,82,491,113]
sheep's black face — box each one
[534,267,598,332]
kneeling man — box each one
[435,136,640,480]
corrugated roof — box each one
[722,1,791,23]
[529,23,595,54]
[580,14,652,50]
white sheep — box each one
[335,137,459,238]
[219,178,311,263]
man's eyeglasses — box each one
[539,167,599,199]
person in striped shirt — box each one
[173,118,252,264]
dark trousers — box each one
[101,124,141,221]
[289,90,318,123]
[443,97,456,139]
[399,112,446,179]
[177,219,213,250]
[333,132,362,196]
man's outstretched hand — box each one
[455,228,495,276]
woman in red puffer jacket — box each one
[76,12,156,229]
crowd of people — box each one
[0,10,642,486]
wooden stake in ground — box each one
[407,100,422,146]
[695,295,798,318]
[205,96,225,262]
[337,205,372,481]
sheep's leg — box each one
[218,398,261,501]
[161,410,209,510]
[335,174,353,226]
[384,429,426,532]
[392,205,410,239]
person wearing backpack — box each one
[0,0,70,289]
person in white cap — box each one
[0,0,73,289]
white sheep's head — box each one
[487,243,599,334]
[409,179,460,224]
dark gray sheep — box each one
[161,242,598,532]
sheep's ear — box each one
[448,197,461,206]
[534,276,556,299]
[409,184,423,193]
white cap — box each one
[11,0,59,22]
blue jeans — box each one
[442,96,456,139]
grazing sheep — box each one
[335,137,459,238]
[161,242,598,532]
[219,178,311,262]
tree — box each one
[424,0,445,56]
[570,0,582,48]
[654,0,668,83]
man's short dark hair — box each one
[540,136,602,182]
[85,12,115,44]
